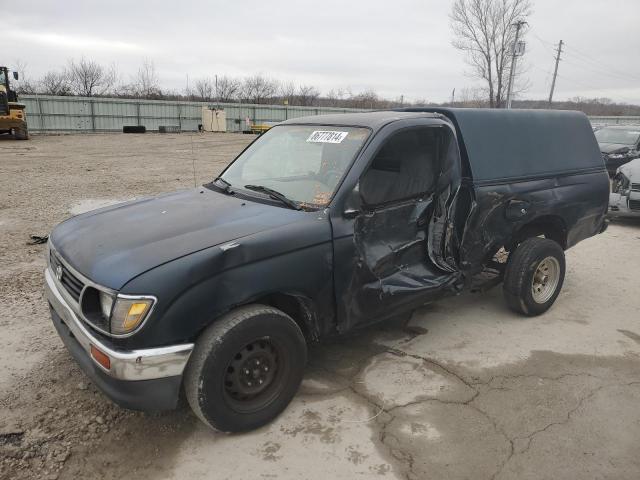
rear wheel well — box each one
[253,293,319,343]
[510,216,568,250]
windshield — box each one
[595,128,640,146]
[0,70,6,86]
[221,125,369,207]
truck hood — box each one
[599,142,631,154]
[50,188,305,289]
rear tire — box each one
[184,304,307,432]
[503,237,565,316]
[14,126,29,140]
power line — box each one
[561,52,640,84]
[524,28,640,105]
[562,44,640,83]
[529,29,640,83]
[529,30,556,51]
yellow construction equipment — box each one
[0,66,28,140]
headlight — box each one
[110,296,155,335]
[81,288,155,336]
[99,291,114,319]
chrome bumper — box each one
[45,267,194,381]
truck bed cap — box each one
[401,108,604,182]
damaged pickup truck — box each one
[44,108,609,432]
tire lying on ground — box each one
[184,304,307,432]
[503,237,566,316]
[123,125,146,134]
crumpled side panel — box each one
[333,122,465,334]
[340,199,461,329]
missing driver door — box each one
[333,126,460,331]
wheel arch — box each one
[510,214,568,250]
[252,292,322,343]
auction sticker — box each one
[307,131,349,143]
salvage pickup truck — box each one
[45,109,609,432]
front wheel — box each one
[503,237,566,316]
[184,304,307,432]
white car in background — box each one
[609,158,640,218]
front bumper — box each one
[45,267,194,410]
[608,192,640,218]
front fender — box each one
[115,213,334,349]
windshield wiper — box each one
[244,185,301,210]
[213,176,233,193]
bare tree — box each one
[67,57,116,96]
[241,75,279,104]
[454,87,488,107]
[450,0,531,108]
[279,81,296,104]
[132,59,161,98]
[411,98,430,107]
[297,85,320,106]
[325,88,346,107]
[194,77,215,101]
[348,89,380,109]
[215,75,241,102]
[39,70,72,95]
[11,60,36,94]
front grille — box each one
[629,199,640,211]
[50,252,85,302]
[631,183,640,192]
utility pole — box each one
[506,20,527,109]
[451,88,456,105]
[548,40,564,106]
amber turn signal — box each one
[90,344,111,370]
[124,302,150,330]
[110,297,154,335]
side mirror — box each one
[12,72,19,81]
[343,184,362,219]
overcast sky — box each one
[6,0,640,104]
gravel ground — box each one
[1,133,640,480]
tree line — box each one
[12,57,414,109]
[12,56,640,115]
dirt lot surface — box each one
[1,133,640,480]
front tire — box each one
[503,237,566,316]
[184,304,307,432]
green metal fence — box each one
[20,95,640,133]
[21,95,366,133]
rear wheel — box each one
[503,237,565,316]
[184,304,307,432]
[14,126,29,140]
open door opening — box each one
[334,124,463,331]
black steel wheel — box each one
[184,304,306,432]
[223,337,288,414]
